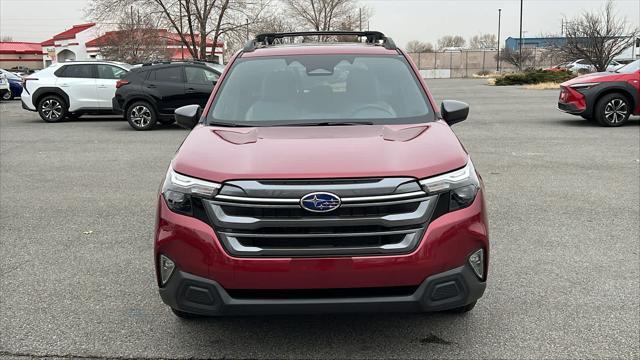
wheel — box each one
[37,95,67,123]
[594,93,630,127]
[1,90,12,100]
[447,301,477,314]
[126,101,157,131]
[171,308,204,319]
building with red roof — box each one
[85,29,225,63]
[0,42,45,70]
[3,23,226,70]
[40,23,98,66]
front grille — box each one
[203,178,436,257]
[219,202,420,219]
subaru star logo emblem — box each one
[300,192,341,213]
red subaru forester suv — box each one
[558,59,640,126]
[155,31,489,318]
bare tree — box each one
[437,35,466,49]
[469,34,497,49]
[559,0,639,72]
[497,47,535,69]
[282,0,370,32]
[405,40,433,53]
[97,8,172,63]
[88,0,269,61]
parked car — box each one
[21,61,131,122]
[558,59,639,126]
[155,31,489,318]
[544,62,570,72]
[0,68,24,100]
[113,61,221,130]
[0,73,10,100]
[566,59,621,74]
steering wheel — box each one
[349,103,396,118]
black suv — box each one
[113,61,221,130]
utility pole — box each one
[246,18,249,41]
[359,8,362,31]
[519,0,523,71]
[179,0,184,60]
[497,8,502,72]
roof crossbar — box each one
[243,31,397,52]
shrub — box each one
[494,70,575,86]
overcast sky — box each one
[1,0,638,47]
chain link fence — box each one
[407,48,559,78]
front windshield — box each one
[616,60,639,73]
[209,54,433,126]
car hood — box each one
[561,72,623,86]
[172,121,469,182]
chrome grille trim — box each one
[214,190,427,205]
[218,231,423,257]
[221,228,421,238]
[206,198,435,231]
[209,195,430,209]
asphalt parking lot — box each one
[1,78,638,359]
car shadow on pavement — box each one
[555,117,640,127]
[167,311,475,355]
[23,116,123,124]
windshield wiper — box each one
[208,121,250,127]
[295,121,374,126]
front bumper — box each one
[156,188,489,290]
[20,91,36,111]
[159,264,485,315]
[112,96,124,115]
[557,101,584,115]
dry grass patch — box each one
[525,82,561,90]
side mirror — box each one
[441,100,469,126]
[174,104,202,129]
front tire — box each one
[1,90,12,100]
[37,95,67,123]
[126,101,157,131]
[595,93,630,127]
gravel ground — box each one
[1,78,638,359]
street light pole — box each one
[497,8,502,72]
[179,0,184,60]
[519,0,523,71]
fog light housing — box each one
[468,249,484,279]
[159,255,175,285]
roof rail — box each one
[243,31,397,52]
[140,60,215,67]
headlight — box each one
[162,168,220,215]
[569,82,599,89]
[419,161,480,211]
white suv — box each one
[0,73,10,100]
[566,59,621,74]
[21,61,131,122]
